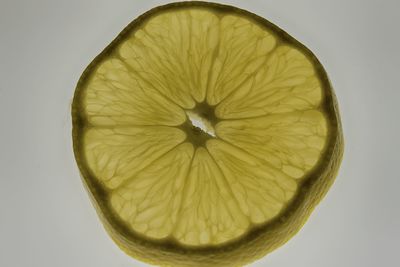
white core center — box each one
[187,111,216,137]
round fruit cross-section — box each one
[72,2,343,266]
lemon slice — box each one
[72,2,343,266]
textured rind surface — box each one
[72,1,344,266]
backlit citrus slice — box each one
[72,2,343,266]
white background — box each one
[1,0,399,266]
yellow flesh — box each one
[81,8,328,246]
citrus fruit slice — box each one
[72,2,344,266]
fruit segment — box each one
[216,46,322,119]
[84,126,186,189]
[173,147,249,245]
[206,15,276,105]
[216,110,328,179]
[118,9,220,108]
[207,140,297,224]
[83,59,186,126]
[110,143,194,239]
